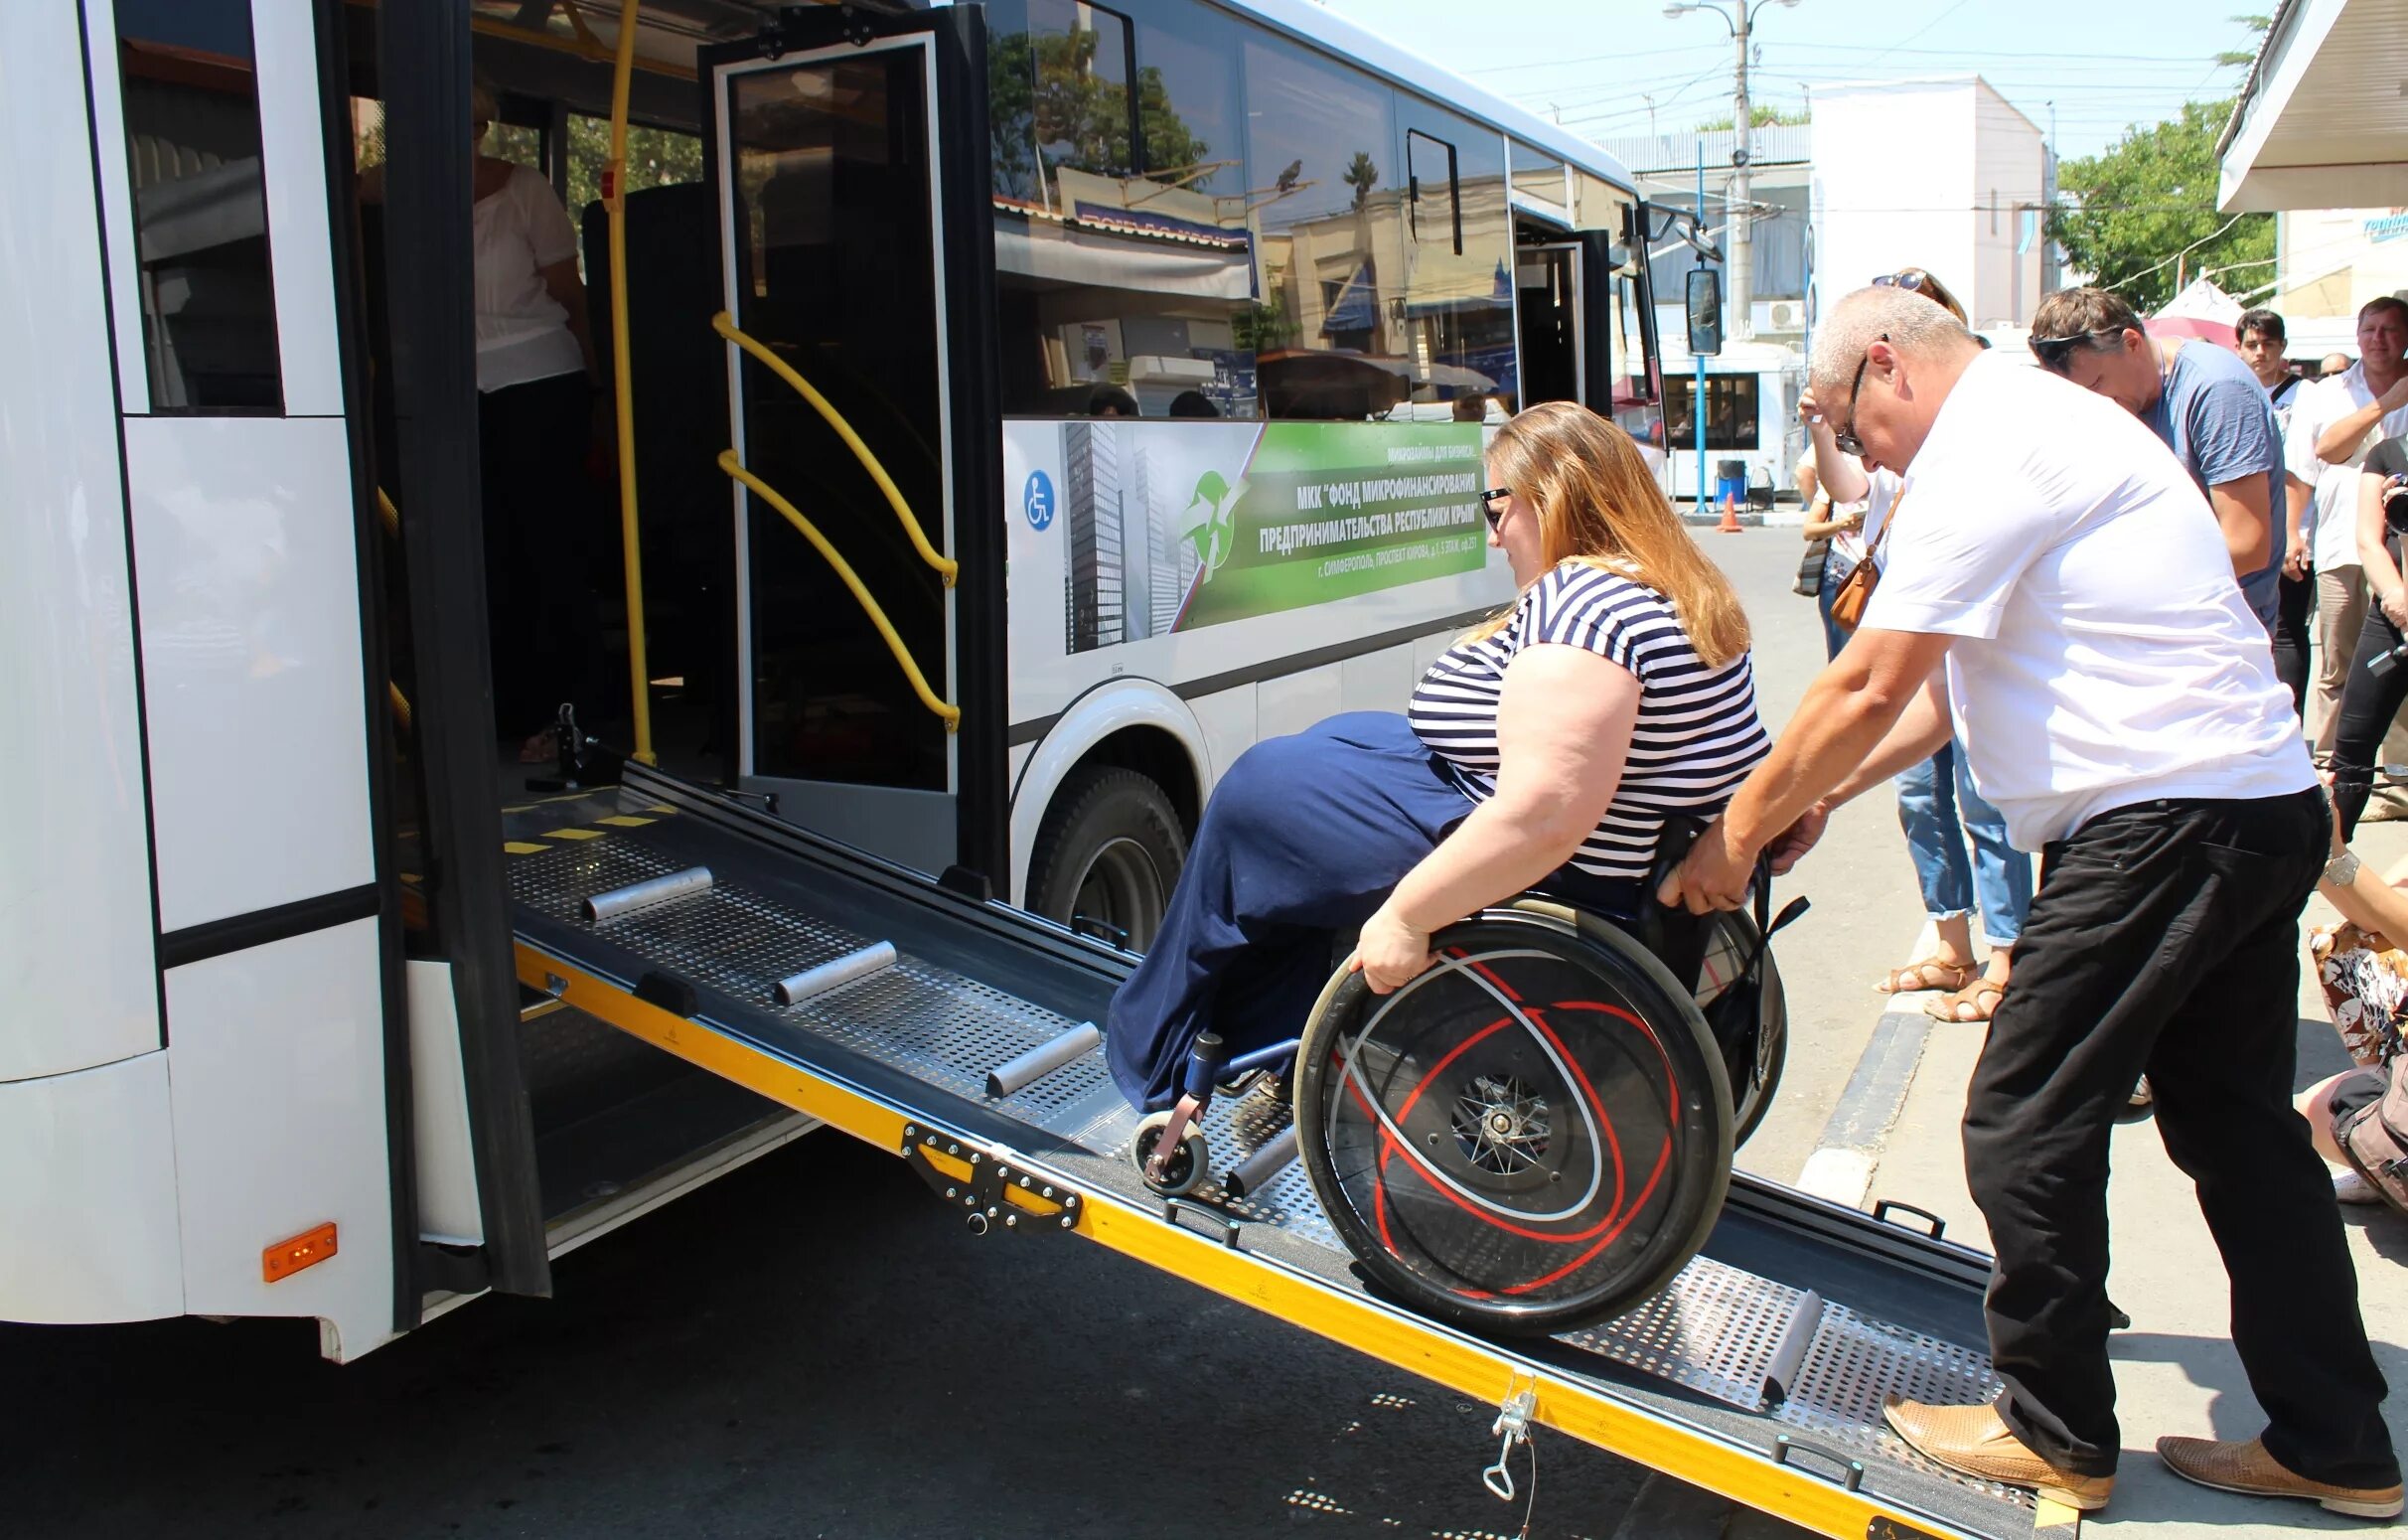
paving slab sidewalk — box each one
[1859,822,2408,1535]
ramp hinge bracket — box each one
[900,1124,1082,1237]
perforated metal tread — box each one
[510,836,1129,1152]
[503,789,2032,1532]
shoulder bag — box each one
[1827,488,1904,634]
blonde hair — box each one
[1473,401,1750,668]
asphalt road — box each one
[3,527,1922,1540]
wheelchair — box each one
[1130,837,1800,1337]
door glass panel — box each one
[727,53,947,793]
[1517,244,1579,407]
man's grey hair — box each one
[1808,286,1978,398]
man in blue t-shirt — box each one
[2031,287,2287,633]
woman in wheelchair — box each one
[1106,406,1770,1334]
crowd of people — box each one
[1100,257,2408,1520]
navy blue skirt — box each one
[1105,711,1639,1110]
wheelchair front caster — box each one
[1133,1107,1209,1196]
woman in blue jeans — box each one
[1797,263,2032,1020]
[1889,743,2030,1020]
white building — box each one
[2261,207,2408,359]
[1809,77,2056,333]
[1595,126,1812,507]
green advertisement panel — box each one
[1174,421,1487,633]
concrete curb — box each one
[1795,1008,1934,1209]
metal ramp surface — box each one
[503,765,2067,1540]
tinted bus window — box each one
[1510,139,1568,212]
[1243,40,1398,419]
[1396,106,1513,417]
[1665,374,1758,450]
[990,0,1258,418]
[114,0,282,412]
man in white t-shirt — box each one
[1665,286,2398,1519]
[2291,299,2408,760]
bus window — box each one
[987,0,1137,203]
[1397,108,1515,418]
[113,0,281,413]
[563,113,702,276]
[1243,39,1398,419]
[1510,139,1569,215]
[353,101,543,176]
[1664,373,1759,450]
[989,0,1259,418]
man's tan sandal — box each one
[1882,1397,2113,1511]
[2157,1436,2404,1519]
[1876,956,1976,995]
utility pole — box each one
[1730,7,1752,342]
[1667,0,1798,344]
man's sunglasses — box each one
[1478,487,1512,529]
[1832,334,1886,459]
[1872,271,1930,295]
[2029,329,2124,372]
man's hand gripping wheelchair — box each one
[1132,822,1803,1336]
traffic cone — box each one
[1717,489,1742,534]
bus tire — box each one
[1027,766,1187,953]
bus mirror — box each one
[1686,269,1724,357]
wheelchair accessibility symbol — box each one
[1023,470,1055,532]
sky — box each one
[1309,0,2261,163]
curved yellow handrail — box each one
[711,311,958,588]
[607,0,656,763]
[716,451,960,732]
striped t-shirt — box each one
[1407,560,1770,879]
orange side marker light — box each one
[262,1222,339,1283]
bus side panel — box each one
[166,920,395,1359]
[123,416,376,932]
[0,1053,183,1323]
[0,0,162,1082]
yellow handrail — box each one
[716,451,960,732]
[376,487,399,538]
[711,311,958,587]
[606,0,656,762]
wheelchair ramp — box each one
[503,763,2061,1540]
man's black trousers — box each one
[1968,787,2396,1485]
[2333,593,2408,837]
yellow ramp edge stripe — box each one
[521,943,1979,1540]
[504,841,550,855]
[597,814,655,828]
[545,827,603,842]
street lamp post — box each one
[1664,0,1799,344]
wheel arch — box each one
[1008,682,1211,908]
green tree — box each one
[1694,104,1809,131]
[2046,97,2272,312]
[564,115,704,217]
[988,27,1211,202]
[1343,150,1380,212]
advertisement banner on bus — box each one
[1022,419,1489,655]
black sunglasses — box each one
[1832,334,1887,458]
[1478,487,1512,530]
[2029,329,2124,372]
[1872,271,1928,295]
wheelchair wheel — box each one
[1294,910,1732,1336]
[1694,909,1788,1149]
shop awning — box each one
[2217,0,2408,210]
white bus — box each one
[4,0,1669,1358]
